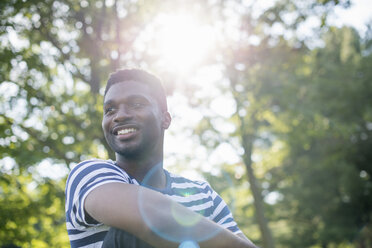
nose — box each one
[113,105,133,122]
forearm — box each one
[85,183,256,248]
[142,200,253,248]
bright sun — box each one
[136,13,217,73]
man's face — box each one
[102,81,169,159]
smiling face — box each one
[102,80,171,160]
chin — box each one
[115,144,145,158]
[121,150,154,161]
[116,142,157,160]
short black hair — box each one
[104,68,168,111]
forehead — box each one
[104,80,154,103]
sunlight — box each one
[137,13,217,73]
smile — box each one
[116,128,137,135]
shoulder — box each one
[68,159,122,179]
[65,159,131,220]
[69,158,116,173]
[66,159,131,191]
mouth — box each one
[116,128,137,135]
[112,125,139,139]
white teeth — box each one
[117,128,136,135]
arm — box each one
[237,233,257,247]
[85,182,258,248]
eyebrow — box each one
[103,95,151,107]
[103,99,115,107]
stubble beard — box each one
[117,145,147,160]
[105,128,162,161]
[113,137,156,161]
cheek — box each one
[144,115,162,131]
[102,118,110,132]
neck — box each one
[115,152,166,190]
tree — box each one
[1,0,366,247]
[0,0,159,246]
[267,26,372,247]
[189,1,353,246]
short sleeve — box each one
[65,159,130,229]
[209,186,242,235]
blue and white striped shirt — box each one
[65,159,241,247]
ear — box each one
[161,111,172,129]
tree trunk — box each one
[242,139,275,248]
[239,113,275,248]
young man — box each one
[65,69,258,248]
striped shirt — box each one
[65,159,241,248]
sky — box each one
[330,0,372,35]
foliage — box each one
[0,173,67,247]
[266,26,372,247]
[1,0,371,247]
[0,0,142,246]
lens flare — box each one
[179,240,200,248]
[138,163,236,243]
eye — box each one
[104,107,115,114]
[130,102,145,108]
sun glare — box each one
[137,13,217,73]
